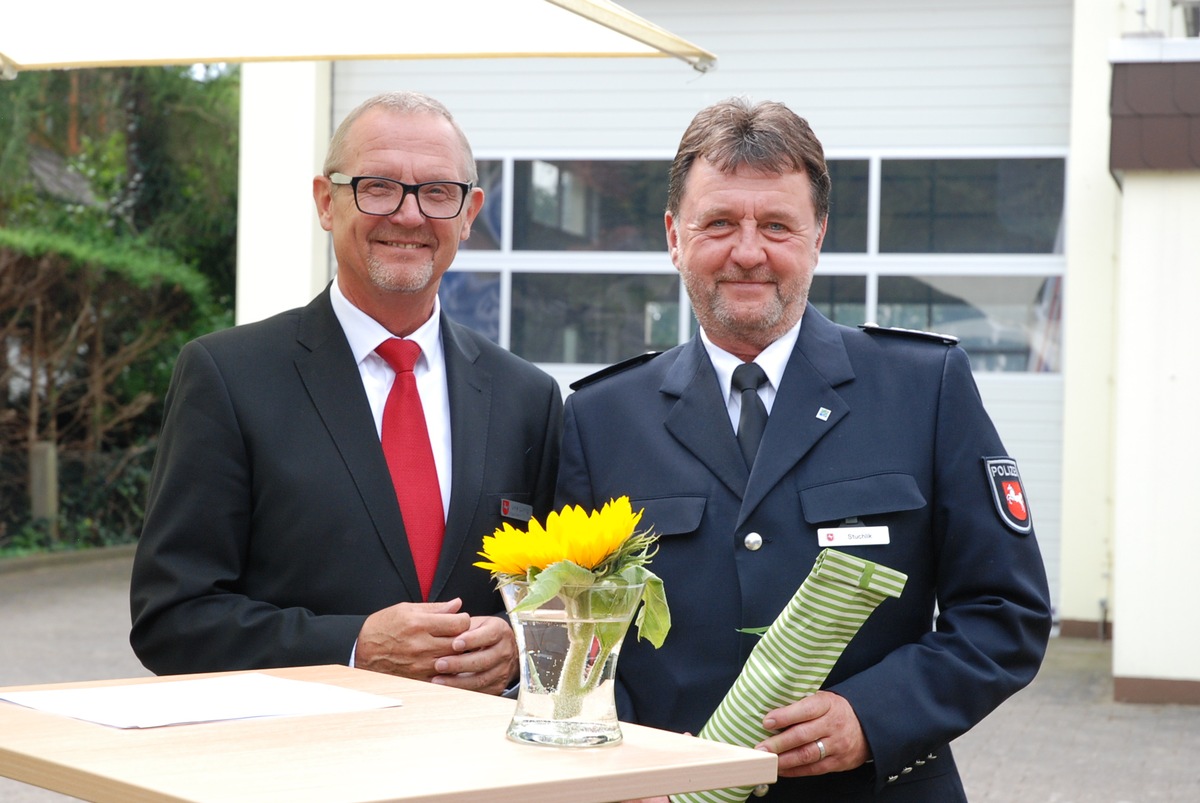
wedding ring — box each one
[815,739,827,761]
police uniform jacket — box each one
[556,305,1052,801]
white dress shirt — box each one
[328,279,452,521]
[700,318,802,436]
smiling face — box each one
[666,158,827,361]
[313,108,483,334]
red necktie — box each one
[375,338,444,600]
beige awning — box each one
[0,0,716,78]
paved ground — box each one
[1,549,1198,801]
[0,547,149,803]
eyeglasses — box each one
[327,172,473,219]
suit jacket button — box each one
[751,784,770,797]
[744,532,763,551]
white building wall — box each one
[1057,0,1124,634]
[1112,172,1200,682]
[331,0,1072,153]
[236,62,332,326]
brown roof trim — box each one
[1110,61,1200,171]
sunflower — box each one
[475,496,647,578]
[475,495,670,649]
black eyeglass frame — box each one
[327,172,474,219]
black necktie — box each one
[732,362,769,469]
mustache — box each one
[714,270,777,284]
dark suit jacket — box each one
[130,287,562,675]
[556,306,1052,801]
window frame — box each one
[448,149,1068,375]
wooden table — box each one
[0,665,776,802]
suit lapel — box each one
[739,306,855,525]
[294,289,423,599]
[435,315,489,600]
[663,338,749,499]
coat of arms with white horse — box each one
[984,457,1033,534]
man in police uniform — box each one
[556,98,1052,801]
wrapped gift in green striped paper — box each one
[673,548,908,803]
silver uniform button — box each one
[744,532,763,551]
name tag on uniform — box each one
[818,525,890,547]
[500,498,533,522]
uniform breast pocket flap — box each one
[799,473,925,525]
[633,496,707,538]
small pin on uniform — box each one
[816,407,832,421]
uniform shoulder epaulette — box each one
[858,322,959,345]
[569,352,660,392]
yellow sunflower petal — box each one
[475,495,652,577]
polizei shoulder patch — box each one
[984,457,1033,535]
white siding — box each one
[331,0,1072,152]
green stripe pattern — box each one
[673,549,907,803]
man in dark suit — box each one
[130,92,562,696]
[558,98,1052,800]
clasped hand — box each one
[354,597,518,695]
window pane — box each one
[512,160,669,251]
[461,159,502,251]
[824,160,868,253]
[879,159,1065,253]
[808,275,867,325]
[511,273,680,363]
[439,271,500,342]
[876,276,1062,372]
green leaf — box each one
[621,566,671,648]
[510,562,672,649]
[510,561,596,613]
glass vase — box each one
[501,581,644,747]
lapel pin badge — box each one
[816,407,832,422]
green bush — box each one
[0,228,229,555]
[0,66,238,557]
[0,445,156,556]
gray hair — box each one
[667,97,830,221]
[323,91,477,183]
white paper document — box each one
[0,673,402,729]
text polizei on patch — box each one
[983,457,1032,535]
